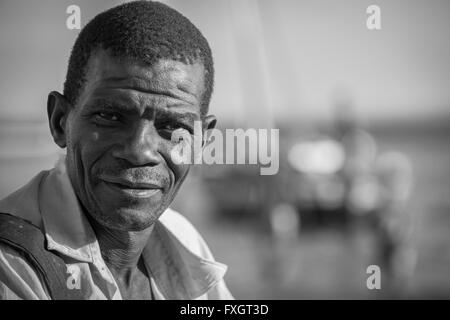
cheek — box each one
[64,140,89,207]
[174,163,190,183]
[68,130,108,183]
[162,143,191,183]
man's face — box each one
[63,50,207,231]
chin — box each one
[86,199,164,231]
[103,206,162,231]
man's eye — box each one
[162,123,178,131]
[161,123,192,134]
[95,112,120,122]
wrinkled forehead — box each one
[79,49,206,105]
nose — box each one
[112,120,162,166]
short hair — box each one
[63,0,214,115]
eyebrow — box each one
[88,99,200,122]
[86,99,135,113]
[155,108,199,124]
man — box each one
[0,1,233,300]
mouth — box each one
[99,176,163,199]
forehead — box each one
[77,49,206,112]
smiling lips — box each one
[100,175,162,198]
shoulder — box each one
[159,208,199,240]
[0,242,49,300]
[158,208,213,259]
[0,213,50,300]
[158,209,234,300]
[0,170,48,228]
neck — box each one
[88,218,154,273]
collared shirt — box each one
[0,156,233,300]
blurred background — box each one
[1,0,450,299]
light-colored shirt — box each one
[0,156,233,300]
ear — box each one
[202,114,217,147]
[47,91,71,148]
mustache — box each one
[93,165,169,187]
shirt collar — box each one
[1,154,227,299]
[143,222,227,299]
